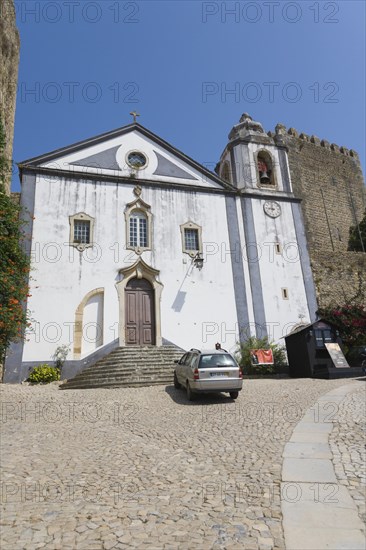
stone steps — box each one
[66,370,175,383]
[61,377,175,390]
[60,345,184,390]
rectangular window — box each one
[314,329,335,349]
[198,354,236,368]
[139,217,147,247]
[74,220,90,244]
[282,288,289,300]
[130,218,138,247]
[184,228,199,251]
[129,212,148,248]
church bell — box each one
[260,171,270,183]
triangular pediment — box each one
[21,123,232,191]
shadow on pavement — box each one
[164,385,237,406]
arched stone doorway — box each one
[116,258,163,347]
[125,278,155,345]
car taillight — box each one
[193,368,199,380]
[239,368,243,379]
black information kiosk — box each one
[285,319,362,379]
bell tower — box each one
[217,113,317,342]
[216,113,293,194]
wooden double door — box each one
[125,278,155,345]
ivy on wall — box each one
[0,115,31,362]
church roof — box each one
[19,122,236,191]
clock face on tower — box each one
[263,200,281,218]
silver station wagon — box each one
[173,348,243,400]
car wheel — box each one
[173,371,181,389]
[186,382,195,401]
[229,391,239,400]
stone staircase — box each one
[60,345,185,390]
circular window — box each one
[126,151,147,169]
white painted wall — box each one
[22,175,240,361]
[251,197,311,341]
[230,142,284,190]
[19,128,314,369]
[219,138,310,342]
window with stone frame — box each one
[129,210,148,248]
[124,195,152,254]
[180,221,202,257]
[69,212,95,249]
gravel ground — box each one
[0,377,364,550]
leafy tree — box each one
[348,209,366,252]
[0,115,31,364]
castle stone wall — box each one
[0,0,20,194]
[311,251,366,309]
[273,125,366,307]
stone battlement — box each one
[268,123,360,161]
[270,120,365,307]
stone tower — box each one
[272,124,366,308]
[217,114,366,309]
[216,113,317,337]
[0,0,20,194]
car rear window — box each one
[198,354,237,368]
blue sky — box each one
[11,0,366,191]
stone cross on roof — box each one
[130,111,140,123]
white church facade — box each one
[4,114,317,383]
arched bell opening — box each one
[256,150,276,187]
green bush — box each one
[236,336,287,375]
[28,364,60,384]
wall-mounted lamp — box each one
[193,252,204,270]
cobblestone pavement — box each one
[329,384,366,525]
[0,377,364,550]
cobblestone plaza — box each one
[1,378,365,549]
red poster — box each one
[250,349,274,365]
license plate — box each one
[210,372,228,377]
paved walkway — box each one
[281,383,365,550]
[0,377,365,549]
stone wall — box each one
[311,251,366,309]
[0,0,20,194]
[272,125,366,308]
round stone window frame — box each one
[126,150,148,171]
